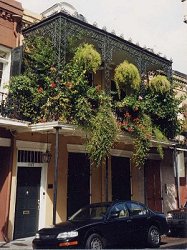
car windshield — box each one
[69,204,110,221]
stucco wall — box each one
[161,149,177,214]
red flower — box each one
[66,82,73,89]
[128,127,134,132]
[133,117,139,122]
[38,86,43,93]
[50,82,57,88]
[122,121,128,126]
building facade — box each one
[0,1,186,242]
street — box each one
[0,235,186,249]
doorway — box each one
[14,167,41,239]
[111,156,131,201]
[144,160,162,212]
[67,153,90,218]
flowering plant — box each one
[5,34,183,168]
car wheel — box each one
[85,233,104,249]
[147,225,160,248]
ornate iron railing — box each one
[23,11,173,93]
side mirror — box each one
[110,212,119,219]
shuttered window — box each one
[0,62,3,87]
[18,150,43,163]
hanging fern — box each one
[73,43,101,73]
[86,104,118,167]
[148,75,170,94]
[114,60,141,96]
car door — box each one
[105,202,131,246]
[126,201,149,241]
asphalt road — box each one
[160,235,187,249]
[0,235,186,249]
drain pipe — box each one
[105,156,109,202]
[53,126,61,225]
[173,146,181,208]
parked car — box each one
[166,202,187,236]
[32,200,168,249]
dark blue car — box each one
[33,200,168,249]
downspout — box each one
[105,156,109,202]
[173,146,180,208]
[53,126,61,225]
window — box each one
[0,46,11,91]
[0,62,3,84]
[110,202,129,218]
[126,202,147,216]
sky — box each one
[19,0,187,74]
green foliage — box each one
[6,34,183,169]
[86,103,118,167]
[5,75,39,122]
[143,88,182,138]
[116,94,169,167]
[132,115,152,168]
[114,60,141,96]
[153,127,167,158]
[6,36,118,167]
[73,43,101,73]
[148,75,171,94]
[23,36,57,79]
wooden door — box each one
[14,167,41,239]
[111,156,131,201]
[144,160,162,212]
[67,153,90,218]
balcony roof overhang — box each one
[0,116,30,131]
[0,118,186,150]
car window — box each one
[110,203,129,219]
[69,204,110,221]
[126,202,147,216]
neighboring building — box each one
[0,0,23,242]
[0,0,40,242]
[0,0,23,100]
[181,0,187,23]
[0,1,186,242]
[173,70,187,207]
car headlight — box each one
[167,213,173,219]
[35,233,40,239]
[57,231,78,239]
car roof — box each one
[88,200,145,207]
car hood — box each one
[167,208,187,213]
[38,220,101,235]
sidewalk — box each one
[0,237,33,249]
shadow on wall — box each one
[163,183,177,212]
[0,147,12,242]
[1,216,14,243]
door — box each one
[144,160,162,212]
[67,153,90,218]
[126,201,149,242]
[107,202,131,245]
[111,156,131,201]
[14,167,41,239]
